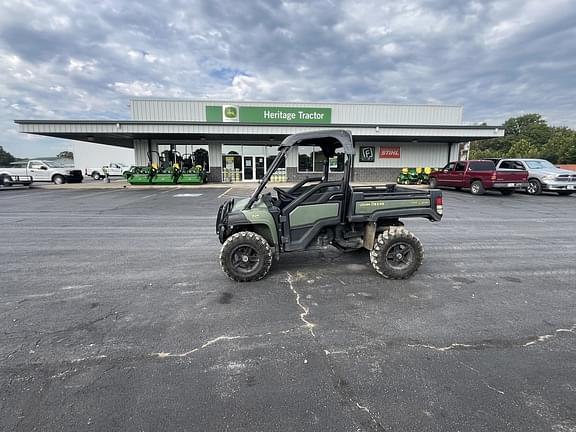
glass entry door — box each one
[255,156,265,180]
[243,156,254,181]
[242,156,266,181]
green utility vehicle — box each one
[216,130,444,282]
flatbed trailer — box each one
[0,174,33,188]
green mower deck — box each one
[177,174,205,184]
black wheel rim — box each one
[230,244,260,274]
[385,242,414,271]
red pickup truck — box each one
[429,160,529,195]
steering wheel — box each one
[274,187,297,201]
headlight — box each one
[542,175,556,181]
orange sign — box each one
[379,146,401,158]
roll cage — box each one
[244,129,355,210]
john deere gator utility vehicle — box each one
[216,130,443,282]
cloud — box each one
[0,0,575,157]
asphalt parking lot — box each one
[0,186,575,431]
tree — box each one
[0,146,16,166]
[507,138,539,158]
[57,151,74,160]
[542,127,574,164]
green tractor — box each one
[177,153,207,185]
[216,130,444,282]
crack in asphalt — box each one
[284,272,387,432]
[286,272,316,336]
[407,324,576,352]
[150,328,297,359]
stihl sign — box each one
[379,146,401,158]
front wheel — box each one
[370,227,423,279]
[527,179,542,195]
[52,175,65,185]
[220,231,273,282]
[470,180,485,195]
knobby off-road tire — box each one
[370,227,423,280]
[220,231,273,282]
[470,180,485,195]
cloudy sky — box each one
[1,0,575,157]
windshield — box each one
[44,161,65,168]
[525,160,555,169]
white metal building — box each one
[15,99,504,182]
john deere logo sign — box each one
[222,105,239,122]
[207,105,331,124]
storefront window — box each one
[298,146,343,173]
[154,143,209,171]
[266,146,285,170]
[298,146,314,172]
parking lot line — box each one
[67,188,127,200]
[217,187,232,198]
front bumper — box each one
[216,199,235,243]
[543,182,576,191]
[65,172,84,183]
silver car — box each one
[495,159,576,196]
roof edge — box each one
[14,120,503,130]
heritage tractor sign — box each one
[206,105,332,124]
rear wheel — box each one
[52,175,65,185]
[527,179,542,195]
[557,191,573,196]
[92,172,101,180]
[428,178,438,189]
[500,189,515,196]
[220,231,273,282]
[470,180,485,195]
[370,227,423,279]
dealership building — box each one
[15,99,504,182]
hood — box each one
[534,168,575,176]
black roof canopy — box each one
[278,129,354,157]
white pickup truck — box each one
[86,163,130,180]
[0,160,84,185]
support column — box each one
[208,142,222,183]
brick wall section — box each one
[207,167,222,183]
[352,168,401,183]
[287,167,400,183]
[558,165,576,171]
